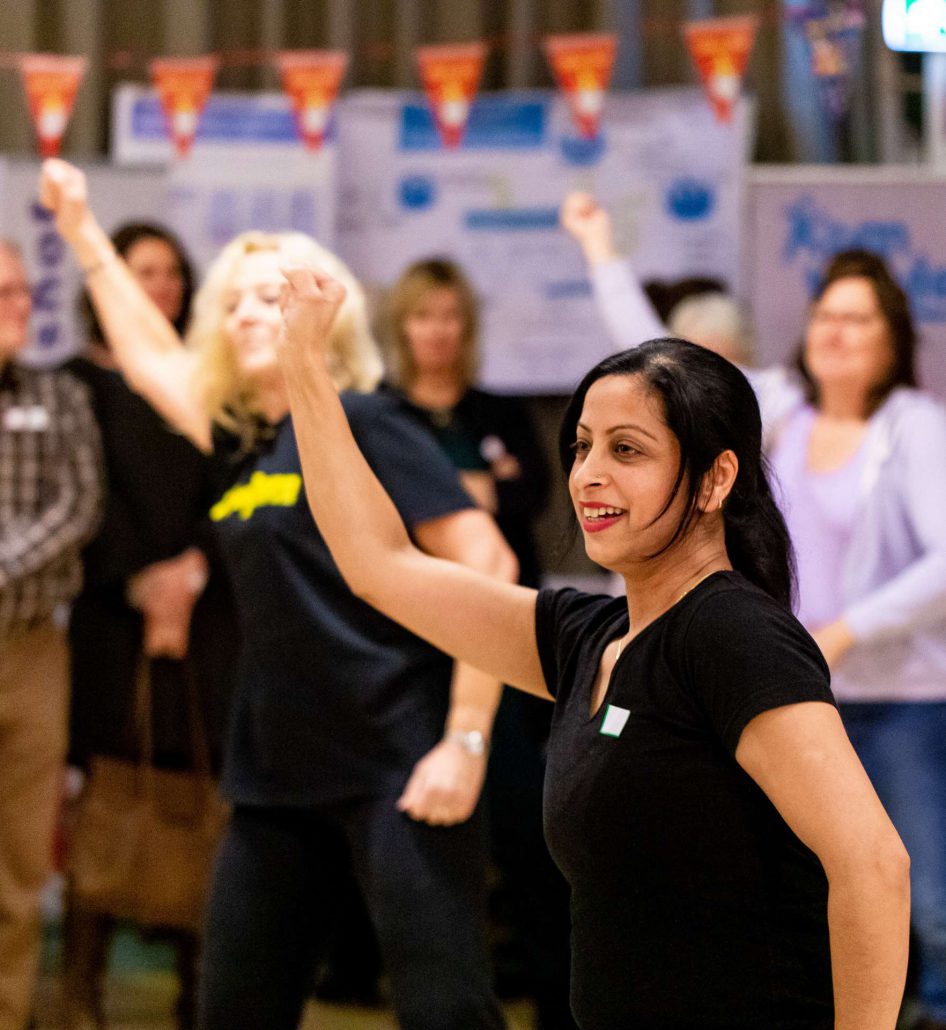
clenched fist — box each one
[559,191,617,266]
[38,158,91,245]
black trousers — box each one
[198,798,506,1030]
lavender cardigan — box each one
[591,259,946,701]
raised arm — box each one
[38,160,211,452]
[276,266,548,698]
[736,703,910,1030]
[560,191,666,348]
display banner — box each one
[165,145,336,273]
[149,56,218,157]
[0,161,165,367]
[112,84,305,166]
[683,16,758,123]
[338,88,750,394]
[416,43,487,149]
[275,50,348,151]
[747,167,946,396]
[0,141,335,366]
[17,54,88,158]
[111,84,337,270]
[542,33,618,140]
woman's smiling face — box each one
[222,250,286,383]
[568,374,689,571]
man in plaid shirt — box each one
[0,238,102,1029]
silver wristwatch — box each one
[445,729,489,757]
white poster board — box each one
[746,166,946,396]
[337,88,750,394]
[113,85,337,272]
[0,161,165,367]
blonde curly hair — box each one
[188,231,382,433]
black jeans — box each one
[198,798,506,1030]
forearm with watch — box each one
[443,663,502,758]
[396,662,501,825]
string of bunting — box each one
[7,7,862,159]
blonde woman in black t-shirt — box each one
[41,160,514,1030]
[276,265,912,1030]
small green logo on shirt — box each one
[599,704,631,738]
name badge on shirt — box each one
[2,405,50,432]
[599,704,631,738]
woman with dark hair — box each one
[565,194,946,1029]
[63,222,235,1030]
[275,265,911,1030]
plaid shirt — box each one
[0,361,103,641]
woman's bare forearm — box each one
[828,862,910,1029]
[40,160,206,446]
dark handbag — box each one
[68,661,229,933]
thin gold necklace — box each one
[614,570,720,662]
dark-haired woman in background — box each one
[276,265,911,1030]
[63,223,236,1030]
[564,193,946,1030]
[382,258,573,1029]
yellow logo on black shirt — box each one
[210,471,302,522]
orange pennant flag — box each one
[18,54,88,158]
[682,16,758,123]
[416,43,486,149]
[543,33,617,139]
[149,56,218,158]
[275,50,348,151]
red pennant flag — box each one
[149,56,218,158]
[683,16,758,123]
[543,33,618,139]
[416,43,486,149]
[275,50,348,151]
[18,54,88,158]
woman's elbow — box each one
[340,542,417,610]
[494,540,519,584]
[835,830,911,900]
[881,835,912,896]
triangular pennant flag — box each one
[275,50,348,151]
[18,54,88,158]
[149,56,218,158]
[683,16,758,123]
[416,43,486,149]
[806,10,865,120]
[543,33,618,139]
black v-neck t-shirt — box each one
[536,571,835,1030]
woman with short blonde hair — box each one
[41,160,514,1030]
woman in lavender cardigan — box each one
[563,192,946,1030]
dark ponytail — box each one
[721,453,795,609]
[559,339,796,609]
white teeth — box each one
[584,506,623,518]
